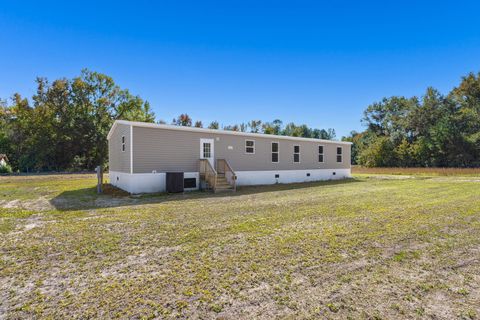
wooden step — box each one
[216,184,232,189]
[200,175,235,192]
[216,183,233,188]
[215,186,234,192]
[203,182,232,190]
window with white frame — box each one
[245,140,255,154]
[121,135,125,152]
[293,145,300,163]
[336,146,343,162]
[271,142,279,163]
[318,145,324,163]
[203,142,211,158]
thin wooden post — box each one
[96,165,103,194]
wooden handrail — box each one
[199,159,217,192]
[216,159,236,191]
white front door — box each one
[200,138,214,167]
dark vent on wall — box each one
[332,172,336,176]
[184,178,196,189]
[275,174,280,178]
[306,173,310,177]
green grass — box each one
[352,166,480,176]
[1,173,479,319]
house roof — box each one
[107,120,353,145]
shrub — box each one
[0,164,13,174]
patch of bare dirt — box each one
[430,177,480,183]
[8,215,48,237]
[94,197,138,208]
[99,245,182,279]
[368,175,415,180]
[0,197,53,211]
[101,184,130,197]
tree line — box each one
[342,72,480,167]
[168,114,336,140]
[0,69,335,172]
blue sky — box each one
[1,1,480,138]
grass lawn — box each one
[1,173,479,319]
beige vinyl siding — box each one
[132,126,350,173]
[108,123,131,173]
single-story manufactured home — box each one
[107,120,352,194]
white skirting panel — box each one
[235,168,351,186]
[109,169,350,194]
[109,171,199,194]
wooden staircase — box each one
[214,173,235,192]
[199,159,236,193]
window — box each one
[318,145,324,163]
[293,145,300,163]
[336,147,343,163]
[203,142,211,158]
[271,142,279,163]
[121,135,125,152]
[245,140,255,154]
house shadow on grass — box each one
[49,178,363,211]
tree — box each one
[248,120,262,133]
[272,119,283,135]
[69,69,155,169]
[8,93,36,171]
[283,122,300,136]
[239,123,247,132]
[352,72,480,167]
[194,120,203,128]
[342,130,366,165]
[173,114,192,126]
[407,88,445,138]
[313,128,336,140]
[363,96,418,143]
[208,121,219,129]
[0,99,14,169]
[450,72,480,165]
[394,139,416,167]
[263,119,283,135]
[224,124,240,131]
[358,135,397,167]
[2,69,155,171]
